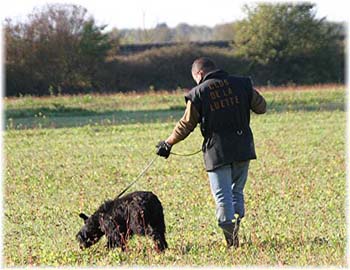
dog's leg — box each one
[156,232,168,251]
[119,231,129,252]
[101,219,124,250]
[147,228,167,252]
[106,231,129,251]
[106,235,117,249]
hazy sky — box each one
[1,0,348,30]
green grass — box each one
[3,85,346,266]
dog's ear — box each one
[79,213,89,222]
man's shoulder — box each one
[227,75,254,89]
[228,74,252,83]
[185,86,199,104]
[187,84,204,97]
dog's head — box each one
[76,213,104,249]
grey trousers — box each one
[208,161,250,227]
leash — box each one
[170,148,201,156]
[116,155,157,199]
[115,148,201,199]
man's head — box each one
[191,57,217,84]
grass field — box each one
[3,85,347,266]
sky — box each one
[1,0,349,30]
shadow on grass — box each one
[267,101,345,113]
[5,108,185,130]
[5,102,344,130]
[6,106,122,118]
[5,104,187,118]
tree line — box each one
[4,3,345,96]
[115,22,235,44]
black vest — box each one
[185,69,257,171]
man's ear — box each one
[79,213,89,222]
[198,70,205,83]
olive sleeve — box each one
[250,88,267,114]
[166,101,200,145]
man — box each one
[156,57,266,248]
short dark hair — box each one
[191,57,216,74]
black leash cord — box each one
[115,148,201,199]
[170,149,202,156]
[116,156,157,199]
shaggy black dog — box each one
[76,191,168,252]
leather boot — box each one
[221,223,234,248]
[233,217,241,248]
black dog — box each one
[77,191,168,252]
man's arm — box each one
[251,88,267,114]
[165,100,199,145]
